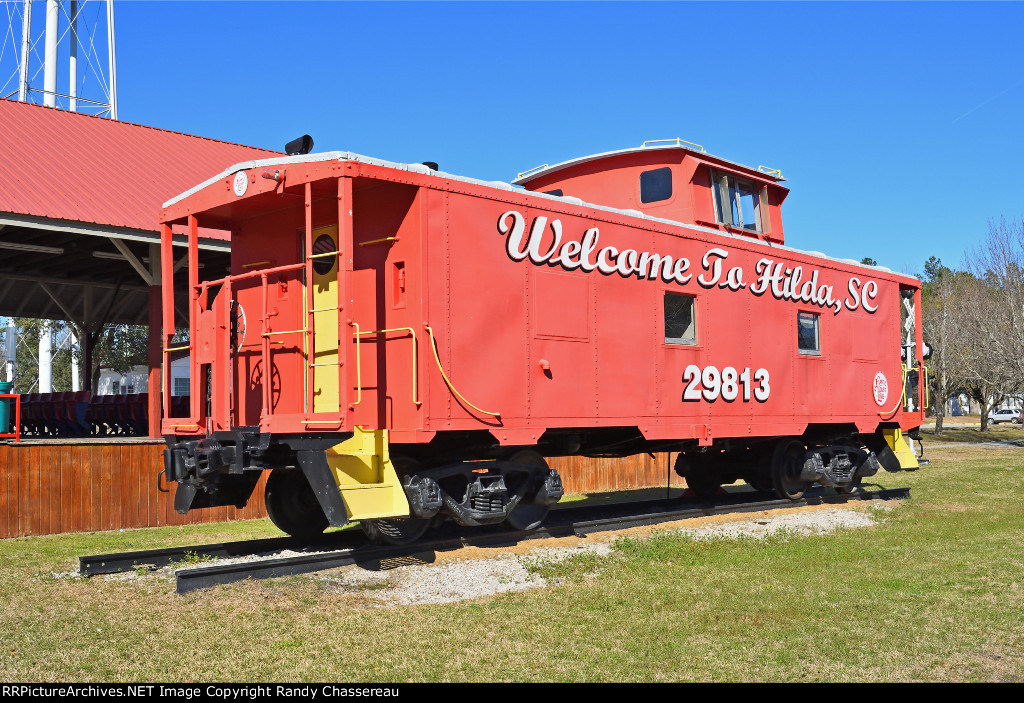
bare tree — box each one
[951,256,1021,431]
[921,258,961,433]
[969,218,1024,378]
[918,220,1024,432]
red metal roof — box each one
[0,98,277,237]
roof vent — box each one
[285,134,314,155]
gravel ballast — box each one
[75,502,894,603]
[316,503,892,607]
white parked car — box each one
[988,408,1022,424]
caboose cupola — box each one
[514,139,789,245]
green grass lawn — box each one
[923,423,1024,445]
[1,443,1022,682]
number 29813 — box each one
[682,365,770,402]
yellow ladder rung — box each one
[357,236,397,247]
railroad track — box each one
[79,486,910,594]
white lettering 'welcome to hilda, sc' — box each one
[496,210,877,315]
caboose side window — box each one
[798,311,820,355]
[711,169,762,233]
[641,167,673,203]
[664,292,696,345]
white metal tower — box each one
[3,0,118,118]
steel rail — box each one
[78,531,363,576]
[565,486,911,535]
[169,486,910,593]
[79,486,910,588]
[176,541,444,594]
[175,523,591,594]
[77,495,687,576]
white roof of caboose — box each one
[164,150,899,278]
[511,140,787,186]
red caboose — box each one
[160,139,926,543]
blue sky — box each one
[7,1,1024,278]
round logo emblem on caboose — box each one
[233,171,248,197]
[873,372,889,407]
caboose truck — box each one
[159,139,927,544]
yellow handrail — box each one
[353,327,421,406]
[350,322,361,408]
[357,236,398,247]
[758,165,783,178]
[516,164,549,180]
[642,138,705,153]
[424,324,500,418]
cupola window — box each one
[711,169,762,233]
[640,167,673,204]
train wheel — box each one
[676,453,722,498]
[771,439,810,501]
[265,469,329,539]
[746,475,773,493]
[686,468,723,498]
[836,474,863,495]
[361,517,431,546]
[361,456,432,546]
[503,450,550,531]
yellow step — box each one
[325,427,410,520]
[882,428,920,471]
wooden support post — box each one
[148,242,161,438]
